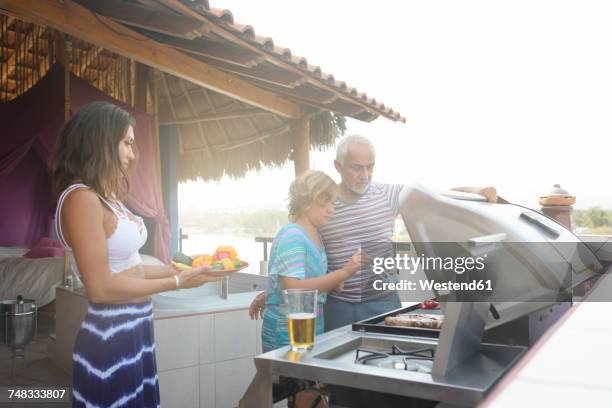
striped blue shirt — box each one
[261,224,327,351]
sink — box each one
[156,271,266,299]
[152,272,266,312]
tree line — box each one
[572,207,612,234]
[180,207,612,236]
[180,209,288,234]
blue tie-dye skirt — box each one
[72,301,160,408]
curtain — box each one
[0,64,170,262]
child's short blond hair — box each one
[288,170,337,221]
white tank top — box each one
[55,183,148,277]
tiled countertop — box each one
[152,291,261,319]
[482,271,612,407]
[56,284,261,320]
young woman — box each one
[52,101,221,408]
[261,170,363,352]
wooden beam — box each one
[200,87,231,144]
[159,72,185,155]
[183,124,291,152]
[193,56,307,89]
[82,0,207,40]
[2,0,302,118]
[216,124,290,151]
[159,108,270,125]
[178,79,212,158]
[152,34,264,68]
[290,118,310,176]
[248,77,339,104]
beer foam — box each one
[287,313,316,320]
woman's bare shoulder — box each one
[62,187,103,216]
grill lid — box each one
[398,183,602,326]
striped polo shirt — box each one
[319,182,402,303]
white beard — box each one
[349,182,370,196]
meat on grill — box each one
[384,313,443,329]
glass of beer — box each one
[283,289,317,352]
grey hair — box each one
[335,134,376,165]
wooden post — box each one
[150,69,163,197]
[133,62,149,111]
[64,40,71,121]
[290,118,310,176]
[53,31,71,122]
[54,30,71,285]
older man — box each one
[249,134,496,331]
[317,135,402,330]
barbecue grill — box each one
[241,184,606,407]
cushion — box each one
[24,246,64,259]
[34,237,63,248]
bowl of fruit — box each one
[172,245,249,277]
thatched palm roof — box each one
[157,73,345,181]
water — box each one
[180,231,271,275]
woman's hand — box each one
[167,264,180,276]
[176,265,223,289]
[249,291,266,320]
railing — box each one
[255,236,274,276]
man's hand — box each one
[477,186,497,203]
[452,186,497,203]
[249,291,266,320]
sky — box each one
[180,0,612,212]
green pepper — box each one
[212,262,223,270]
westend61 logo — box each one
[372,253,487,275]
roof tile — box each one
[193,2,405,122]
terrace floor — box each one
[0,309,70,407]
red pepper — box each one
[213,251,231,261]
[420,299,439,310]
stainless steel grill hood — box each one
[398,183,603,328]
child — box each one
[261,170,363,351]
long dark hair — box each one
[52,101,136,200]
